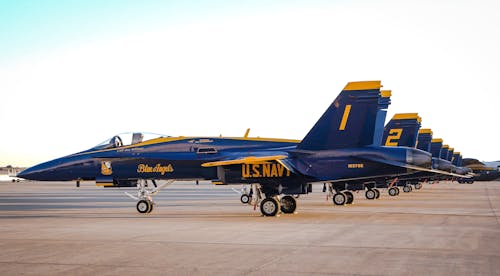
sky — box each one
[1,0,499,167]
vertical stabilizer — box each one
[452,152,461,166]
[417,129,433,152]
[447,147,454,162]
[382,113,421,147]
[298,81,390,150]
[430,138,443,158]
[440,144,450,160]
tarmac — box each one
[0,180,499,275]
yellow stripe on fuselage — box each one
[72,136,300,157]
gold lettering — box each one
[385,128,403,146]
[277,164,285,177]
[241,163,292,178]
[242,164,250,178]
[252,164,261,177]
[262,163,271,177]
[137,163,174,175]
[347,163,364,169]
[270,164,278,177]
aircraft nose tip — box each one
[17,168,36,180]
[16,162,56,181]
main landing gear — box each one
[325,183,354,206]
[249,184,298,216]
[365,188,380,200]
[388,187,400,196]
[124,179,176,214]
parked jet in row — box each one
[19,81,442,216]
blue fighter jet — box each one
[380,116,473,194]
[19,81,434,216]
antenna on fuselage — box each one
[244,128,250,138]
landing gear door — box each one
[217,166,226,183]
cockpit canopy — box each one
[91,132,169,150]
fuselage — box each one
[19,135,432,187]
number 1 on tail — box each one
[339,105,352,131]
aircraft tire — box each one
[365,189,376,200]
[136,200,151,214]
[344,191,354,204]
[415,183,422,190]
[147,202,154,213]
[240,194,250,204]
[333,193,346,205]
[260,198,279,216]
[280,195,297,214]
[388,187,398,196]
[403,186,411,193]
[374,189,380,199]
[395,187,400,195]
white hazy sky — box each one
[1,0,499,167]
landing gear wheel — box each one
[374,189,380,199]
[415,183,422,190]
[388,187,398,196]
[365,189,376,200]
[260,198,280,216]
[280,195,297,214]
[344,191,354,204]
[137,200,152,214]
[240,194,250,204]
[403,186,411,193]
[333,192,347,205]
[395,187,400,195]
[147,203,154,213]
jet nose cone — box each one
[16,160,62,181]
[17,166,45,180]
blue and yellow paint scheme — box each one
[19,81,440,216]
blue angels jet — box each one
[18,81,435,216]
[381,116,473,193]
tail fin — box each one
[298,81,390,150]
[456,153,463,167]
[447,147,454,162]
[430,139,443,158]
[452,152,461,166]
[440,144,450,160]
[382,113,421,147]
[417,129,433,152]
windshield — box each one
[91,132,169,150]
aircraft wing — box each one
[201,154,288,167]
[359,156,473,178]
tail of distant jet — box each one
[382,113,421,147]
[417,129,433,152]
[452,152,461,166]
[446,147,454,162]
[430,138,443,158]
[297,81,391,150]
[440,144,450,160]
